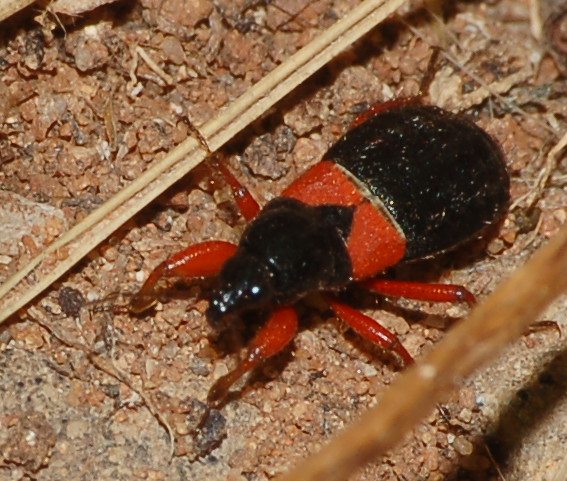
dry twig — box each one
[275,224,567,481]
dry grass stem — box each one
[135,46,174,86]
[0,0,408,323]
[529,0,544,39]
[275,224,567,481]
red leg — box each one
[350,97,421,129]
[327,298,414,366]
[207,306,299,406]
[130,241,238,313]
[364,279,476,307]
[217,162,261,221]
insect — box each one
[130,99,510,406]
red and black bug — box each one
[130,99,510,406]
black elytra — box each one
[329,104,510,259]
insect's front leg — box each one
[207,306,299,407]
[217,162,261,221]
[130,240,238,313]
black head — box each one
[207,252,274,323]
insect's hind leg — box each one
[327,297,414,366]
[364,279,476,307]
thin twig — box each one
[0,0,409,324]
[529,0,544,40]
[135,45,174,86]
[484,442,507,481]
[275,223,567,481]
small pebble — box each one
[195,409,227,456]
[453,436,474,456]
[58,286,85,317]
[457,408,472,423]
[86,290,100,302]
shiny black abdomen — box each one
[327,105,510,260]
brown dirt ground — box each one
[1,1,566,480]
